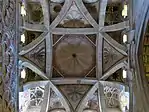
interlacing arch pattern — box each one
[19,0,133,112]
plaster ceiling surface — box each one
[53,34,96,77]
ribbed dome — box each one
[54,35,95,77]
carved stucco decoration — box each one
[106,70,125,83]
[58,85,91,110]
[49,90,65,110]
[21,81,70,112]
[59,1,90,27]
[54,34,95,77]
[1,0,17,111]
[27,3,43,23]
[104,86,120,108]
[78,85,100,112]
[103,47,112,64]
[2,31,15,81]
[103,40,125,72]
[102,81,129,111]
[2,0,15,27]
[2,30,16,112]
[29,86,44,107]
[20,86,45,112]
[84,91,99,111]
[24,41,45,71]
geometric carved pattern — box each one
[106,69,125,83]
[29,86,44,107]
[102,81,129,111]
[58,1,91,28]
[103,40,126,73]
[84,90,99,111]
[49,89,66,111]
[19,86,45,112]
[104,86,120,108]
[24,41,45,72]
[58,85,91,110]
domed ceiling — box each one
[53,34,96,77]
[18,0,130,112]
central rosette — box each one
[53,34,95,77]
